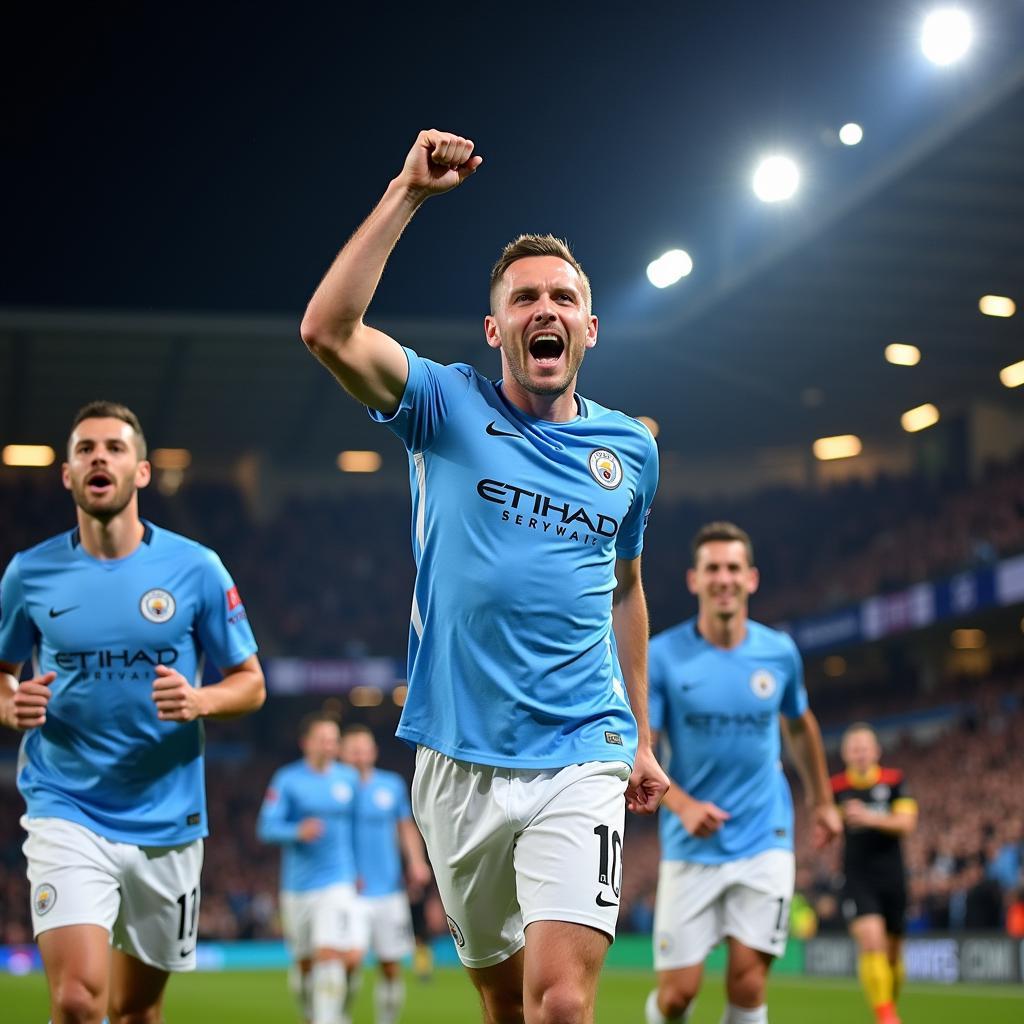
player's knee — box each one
[108,1009,162,1024]
[480,985,524,1024]
[534,981,589,1024]
[52,976,105,1022]
[725,967,765,1008]
[658,975,699,1017]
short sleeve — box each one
[779,634,809,719]
[615,432,659,560]
[367,347,473,453]
[0,556,38,664]
[194,551,259,672]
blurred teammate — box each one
[0,400,266,1024]
[300,129,668,1024]
[832,724,917,1024]
[340,723,431,1024]
[258,714,362,1024]
[645,522,841,1024]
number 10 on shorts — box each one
[594,825,622,897]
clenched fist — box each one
[397,130,483,198]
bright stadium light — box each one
[2,444,55,467]
[752,155,800,203]
[838,123,863,146]
[951,628,985,650]
[979,294,1015,318]
[1000,359,1024,388]
[901,403,940,433]
[921,8,973,66]
[350,686,383,707]
[646,249,693,288]
[885,343,921,366]
[151,448,192,470]
[337,450,382,473]
[812,435,862,461]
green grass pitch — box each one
[1,968,1021,1022]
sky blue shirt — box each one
[649,617,808,864]
[0,522,258,845]
[257,759,359,893]
[370,349,659,769]
[353,768,411,898]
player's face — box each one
[484,256,598,398]
[302,722,340,767]
[687,540,759,620]
[62,418,150,522]
[841,729,880,773]
[341,733,378,771]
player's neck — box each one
[500,374,580,422]
[75,504,145,560]
[697,610,748,650]
[305,756,331,773]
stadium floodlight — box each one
[637,415,660,438]
[812,434,862,461]
[838,123,863,146]
[2,444,55,467]
[752,155,800,203]
[337,450,382,472]
[921,8,973,66]
[151,448,192,470]
[885,343,921,366]
[646,249,693,289]
[951,628,985,650]
[901,403,940,433]
[979,294,1015,318]
[1000,359,1024,389]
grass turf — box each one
[1,968,1021,1022]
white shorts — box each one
[412,746,631,969]
[280,883,361,960]
[354,892,415,963]
[22,815,204,973]
[653,848,795,970]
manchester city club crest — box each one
[750,669,777,699]
[140,588,176,623]
[588,448,623,490]
[446,914,466,948]
[34,883,57,916]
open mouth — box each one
[86,471,114,495]
[528,333,565,366]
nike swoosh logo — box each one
[485,422,521,438]
[595,893,619,907]
[48,606,79,618]
[180,946,195,957]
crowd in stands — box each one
[2,454,1024,947]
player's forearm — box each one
[612,581,653,745]
[398,819,428,868]
[0,672,18,730]
[786,712,833,808]
[661,782,697,817]
[301,180,426,349]
[197,666,266,719]
[864,811,917,836]
[257,816,301,844]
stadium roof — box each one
[2,5,1022,471]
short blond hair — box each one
[489,234,592,313]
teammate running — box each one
[0,400,265,1024]
[299,129,668,1024]
[645,521,841,1024]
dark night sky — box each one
[4,2,1022,324]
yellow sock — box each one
[891,956,905,1002]
[858,951,894,1010]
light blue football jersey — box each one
[0,522,258,845]
[370,348,659,769]
[257,759,359,893]
[353,769,411,898]
[649,618,808,864]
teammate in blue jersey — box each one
[644,522,841,1024]
[300,129,669,1024]
[0,400,265,1024]
[258,714,362,1024]
[341,724,431,1024]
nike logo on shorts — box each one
[485,422,521,438]
[595,893,619,907]
[180,946,195,957]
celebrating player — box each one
[300,129,668,1024]
[341,723,431,1024]
[0,400,265,1024]
[645,522,841,1024]
[832,723,917,1024]
[258,714,362,1024]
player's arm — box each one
[151,654,266,723]
[781,708,842,848]
[299,129,483,413]
[612,556,670,815]
[0,661,56,732]
[398,818,432,891]
[844,796,918,835]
